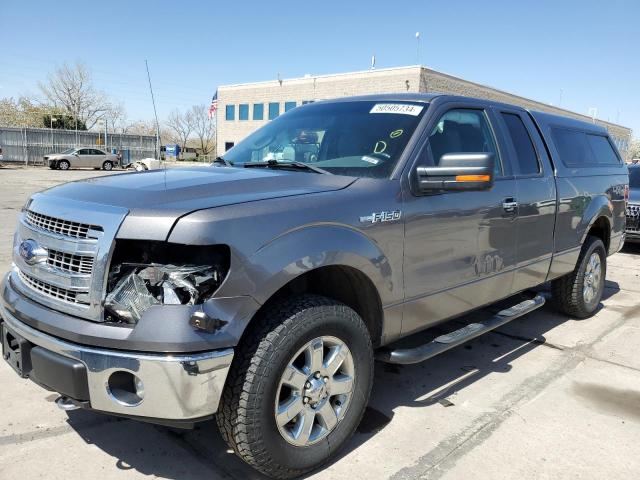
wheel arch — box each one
[246,264,384,347]
[586,215,611,254]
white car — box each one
[45,147,120,171]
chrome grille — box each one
[47,249,94,275]
[13,195,128,322]
[17,270,86,305]
[627,204,640,232]
[26,210,102,239]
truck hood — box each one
[40,166,356,240]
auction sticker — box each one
[370,103,424,116]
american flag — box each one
[208,91,218,119]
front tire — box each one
[552,235,606,318]
[217,294,373,479]
[58,160,70,170]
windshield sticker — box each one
[390,129,404,138]
[361,156,380,165]
[374,140,387,154]
[370,104,424,116]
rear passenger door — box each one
[401,102,518,335]
[494,108,557,292]
[92,149,106,167]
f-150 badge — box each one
[359,210,402,224]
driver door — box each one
[75,148,92,167]
[401,102,518,335]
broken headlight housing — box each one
[104,241,230,324]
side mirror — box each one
[74,152,79,156]
[416,153,495,193]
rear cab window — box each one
[551,128,621,167]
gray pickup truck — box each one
[1,94,629,478]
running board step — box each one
[376,294,545,365]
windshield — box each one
[630,167,640,188]
[59,148,76,154]
[222,101,428,178]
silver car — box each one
[45,147,120,171]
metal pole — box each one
[145,60,162,161]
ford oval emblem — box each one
[19,239,46,265]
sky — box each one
[0,0,638,135]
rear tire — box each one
[216,294,373,479]
[57,160,70,170]
[102,161,113,171]
[552,235,606,318]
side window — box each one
[78,149,90,155]
[253,103,264,120]
[426,108,501,174]
[93,149,105,155]
[239,104,249,121]
[551,128,593,167]
[268,102,280,120]
[500,113,540,175]
[586,134,620,165]
[225,105,235,121]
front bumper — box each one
[1,302,234,422]
[625,230,640,243]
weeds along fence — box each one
[0,127,157,165]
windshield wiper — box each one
[213,156,233,166]
[244,159,332,175]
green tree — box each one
[42,113,86,130]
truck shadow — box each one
[63,284,622,480]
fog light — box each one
[107,371,144,406]
[134,376,145,399]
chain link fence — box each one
[0,127,157,165]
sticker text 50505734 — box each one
[370,103,424,116]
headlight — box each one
[105,241,229,324]
[21,197,33,213]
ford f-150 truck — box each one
[0,94,629,478]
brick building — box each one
[216,65,632,158]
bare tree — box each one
[104,102,128,133]
[165,108,195,155]
[629,138,640,161]
[127,119,160,136]
[39,62,115,130]
[190,104,216,155]
[0,96,67,128]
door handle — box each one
[502,198,518,213]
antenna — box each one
[371,55,376,70]
[415,32,421,65]
[145,59,162,161]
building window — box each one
[302,100,314,105]
[239,104,249,121]
[268,102,280,120]
[253,103,264,120]
[284,101,297,112]
[225,105,235,121]
[224,142,235,151]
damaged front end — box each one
[105,241,230,324]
